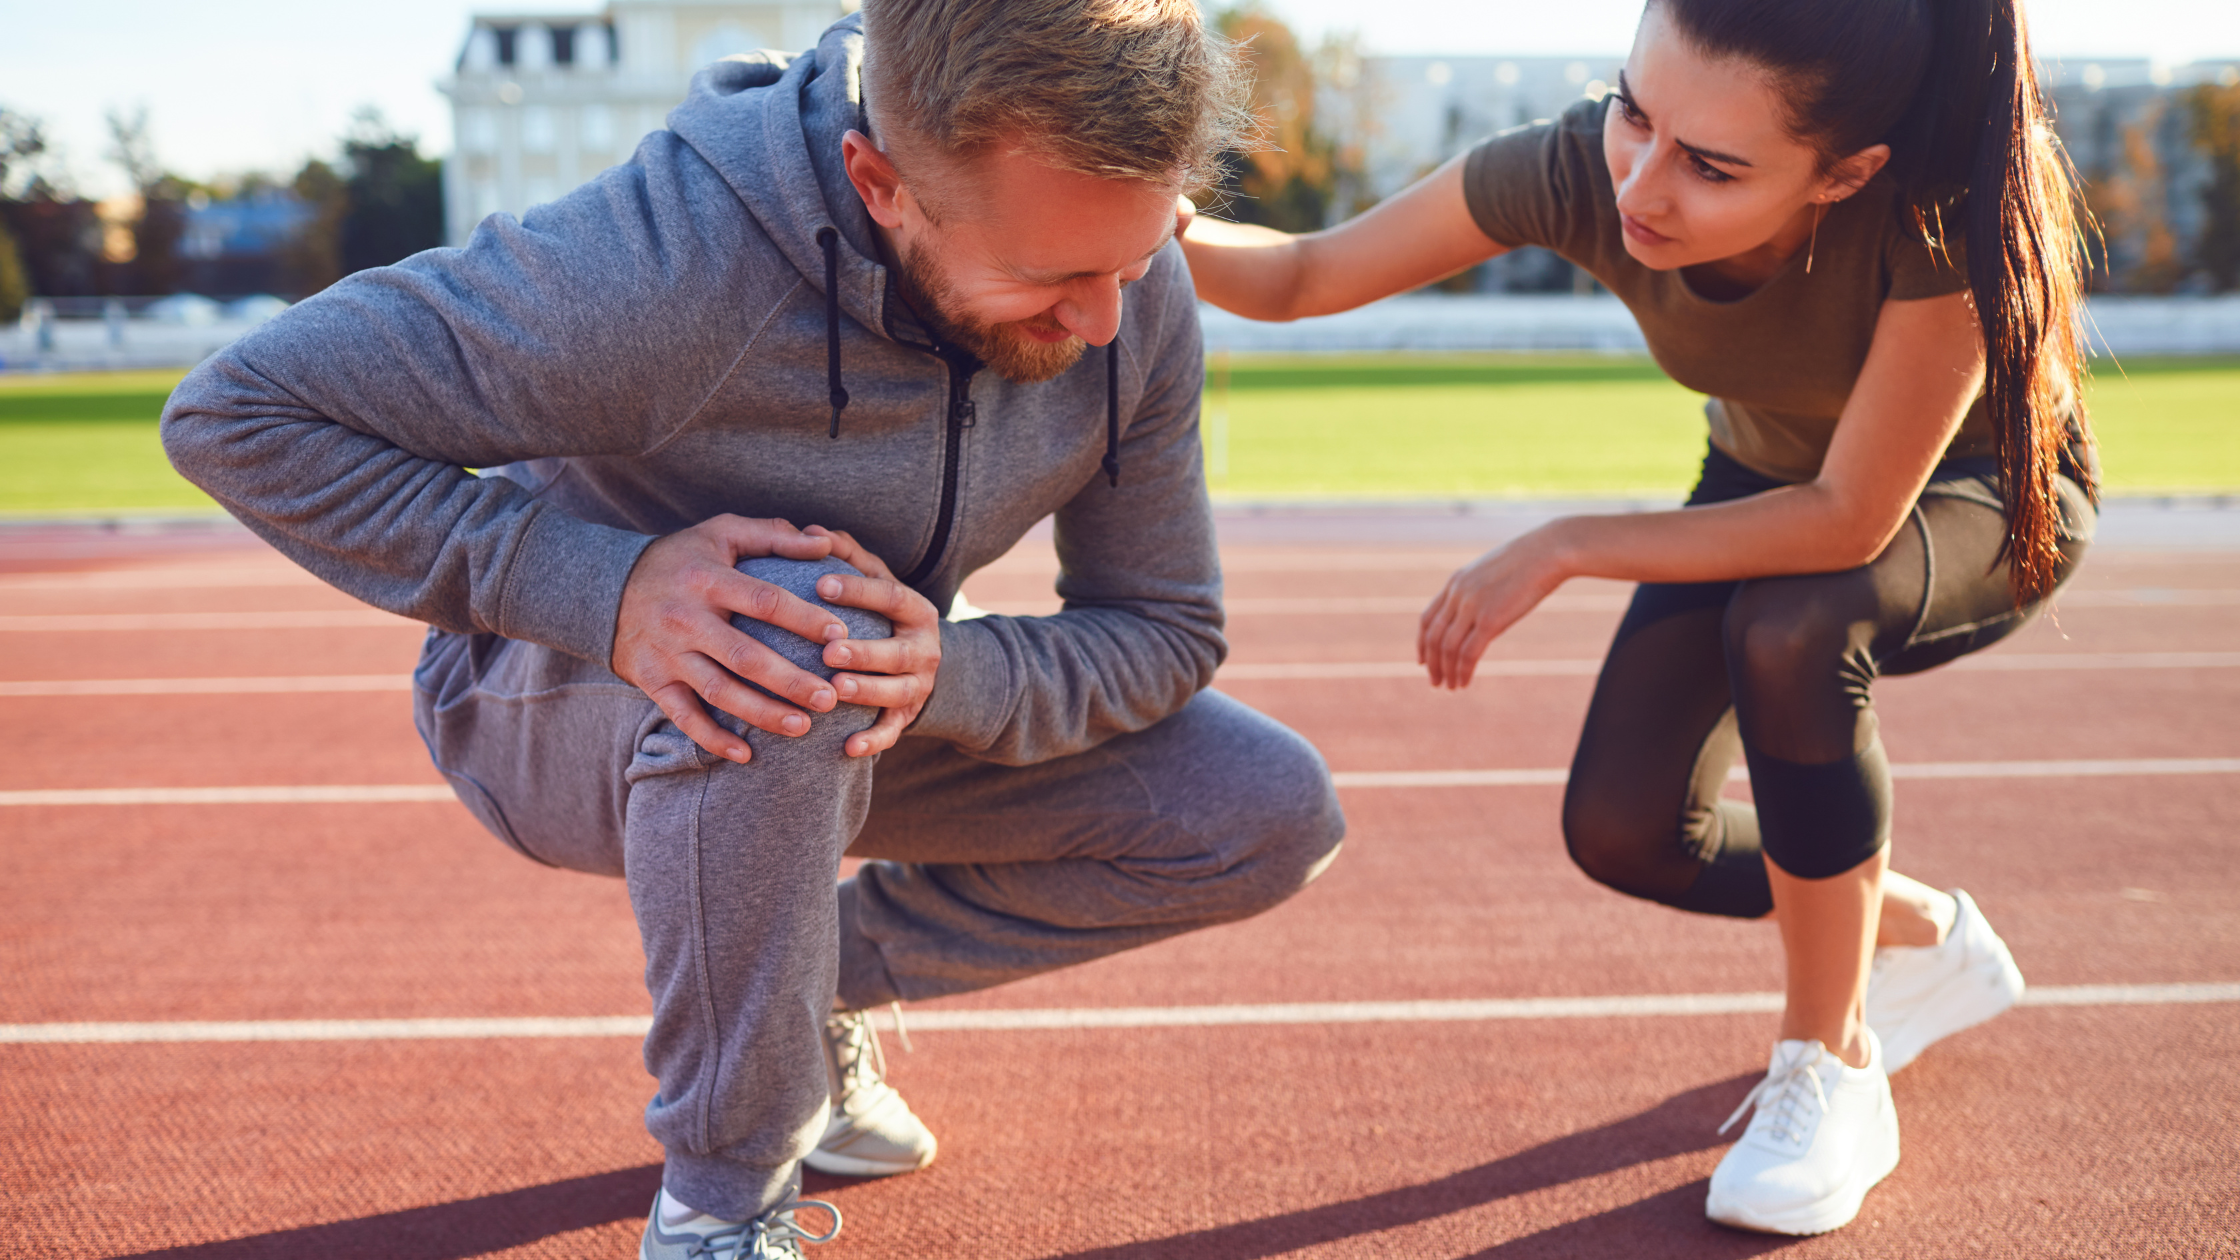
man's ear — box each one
[1821,142,1891,204]
[842,130,907,228]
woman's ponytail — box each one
[1911,0,2092,604]
[1666,0,2095,605]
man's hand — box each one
[806,526,942,758]
[612,515,848,763]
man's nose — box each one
[1052,278,1123,347]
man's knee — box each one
[1195,709,1347,916]
[731,555,892,676]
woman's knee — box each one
[1561,792,1671,898]
[1722,587,1856,689]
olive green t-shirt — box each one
[1463,98,1988,483]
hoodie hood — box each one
[667,16,898,348]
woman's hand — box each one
[1417,527,1574,689]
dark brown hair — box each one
[1659,0,2092,604]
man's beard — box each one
[892,237,1086,384]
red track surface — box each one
[3,520,2236,1258]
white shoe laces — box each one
[689,1199,842,1259]
[829,1003,911,1097]
[1720,1042,1832,1147]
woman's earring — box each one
[1806,202,1824,274]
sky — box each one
[6,0,2238,200]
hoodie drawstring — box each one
[816,226,850,438]
[1103,338,1122,488]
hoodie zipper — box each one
[901,343,981,587]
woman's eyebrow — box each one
[1617,71,1755,168]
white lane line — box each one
[3,593,2225,632]
[1222,661,1591,680]
[9,758,2237,807]
[0,785,456,806]
[0,675,413,697]
[9,983,2234,1044]
[0,568,321,592]
[1,652,2228,698]
[1215,652,2240,680]
[0,610,417,632]
[1329,759,2240,789]
[976,590,2240,618]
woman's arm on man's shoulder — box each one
[1179,155,1508,322]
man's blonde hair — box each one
[861,0,1251,192]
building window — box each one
[493,26,518,66]
[459,108,497,154]
[692,23,762,69]
[551,25,576,66]
[522,106,556,154]
[581,104,614,152]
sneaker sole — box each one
[802,1145,936,1178]
[1705,1111,1901,1236]
[1878,920,2027,1075]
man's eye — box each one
[1614,96,1645,127]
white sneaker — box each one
[803,1007,938,1177]
[639,1191,840,1259]
[1866,889,2026,1074]
[1706,1032,1900,1236]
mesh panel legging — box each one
[1561,444,2095,919]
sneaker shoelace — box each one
[1718,1043,1831,1147]
[830,1003,911,1097]
[688,1199,842,1259]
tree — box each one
[337,112,443,275]
[2188,82,2240,292]
[285,158,346,297]
[1212,6,1341,233]
[0,107,46,318]
[105,105,189,294]
[0,217,27,322]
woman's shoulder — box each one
[1462,97,1614,252]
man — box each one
[161,1,1345,1255]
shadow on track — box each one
[1042,1075,1796,1259]
[122,1163,664,1259]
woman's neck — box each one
[1682,200,1822,301]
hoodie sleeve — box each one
[909,246,1225,764]
[160,134,770,666]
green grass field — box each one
[2,355,2235,516]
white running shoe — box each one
[639,1191,840,1260]
[803,1007,938,1177]
[1866,889,2026,1074]
[1706,1031,1900,1236]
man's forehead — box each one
[937,144,1180,279]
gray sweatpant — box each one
[411,557,1347,1220]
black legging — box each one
[1561,443,2097,919]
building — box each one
[441,1,851,246]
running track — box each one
[2,505,2236,1258]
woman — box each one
[1182,0,2094,1237]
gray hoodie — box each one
[161,16,1220,766]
